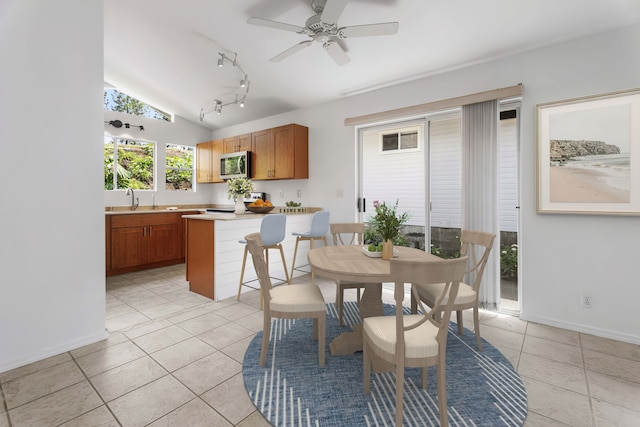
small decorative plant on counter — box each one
[227,177,254,214]
[368,200,410,260]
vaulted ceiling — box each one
[104,0,640,130]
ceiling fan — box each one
[247,0,399,66]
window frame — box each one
[165,143,195,192]
[104,135,157,191]
[379,125,422,154]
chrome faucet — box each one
[125,188,139,211]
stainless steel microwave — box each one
[220,151,251,180]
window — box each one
[165,144,194,191]
[381,129,419,152]
[104,88,172,122]
[104,136,155,190]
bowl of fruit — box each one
[246,198,275,213]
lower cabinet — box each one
[106,212,184,275]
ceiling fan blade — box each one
[270,41,313,62]
[323,41,350,66]
[320,0,347,25]
[247,17,305,33]
[339,22,399,38]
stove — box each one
[244,191,267,204]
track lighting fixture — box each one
[105,120,144,131]
[199,51,250,121]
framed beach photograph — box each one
[537,88,640,215]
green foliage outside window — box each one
[166,145,194,191]
[104,138,154,190]
[500,244,518,280]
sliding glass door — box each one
[357,102,520,312]
[358,120,427,248]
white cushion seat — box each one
[416,282,476,305]
[270,284,326,313]
[364,314,439,359]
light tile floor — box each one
[1,264,639,426]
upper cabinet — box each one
[197,123,308,182]
[253,124,308,180]
[196,139,224,183]
[223,133,251,153]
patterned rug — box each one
[242,302,527,426]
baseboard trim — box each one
[519,313,640,345]
[0,329,109,374]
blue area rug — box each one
[242,302,527,426]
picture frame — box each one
[537,88,640,215]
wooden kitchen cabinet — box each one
[107,212,183,275]
[196,139,223,183]
[223,133,251,153]
[252,124,308,180]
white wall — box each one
[103,110,213,208]
[213,24,640,344]
[0,0,107,372]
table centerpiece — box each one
[369,200,409,260]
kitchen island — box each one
[183,212,317,301]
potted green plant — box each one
[369,200,410,260]
[227,177,254,214]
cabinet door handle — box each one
[149,226,152,236]
[143,226,146,237]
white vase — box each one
[234,198,245,214]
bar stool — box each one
[237,214,290,309]
[289,210,330,284]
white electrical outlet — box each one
[279,190,284,199]
[582,293,593,308]
[297,189,302,198]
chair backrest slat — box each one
[245,233,272,310]
[390,256,468,352]
[460,229,496,292]
[330,222,364,246]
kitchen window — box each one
[165,144,194,191]
[104,136,155,190]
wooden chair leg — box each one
[337,286,344,326]
[277,245,291,285]
[420,366,428,389]
[474,306,483,351]
[289,238,300,282]
[260,315,271,367]
[437,359,449,427]
[410,293,418,314]
[363,335,371,394]
[312,318,318,340]
[309,238,315,284]
[237,245,249,301]
[395,361,404,427]
[318,314,325,367]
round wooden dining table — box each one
[308,244,439,355]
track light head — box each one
[217,53,224,67]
